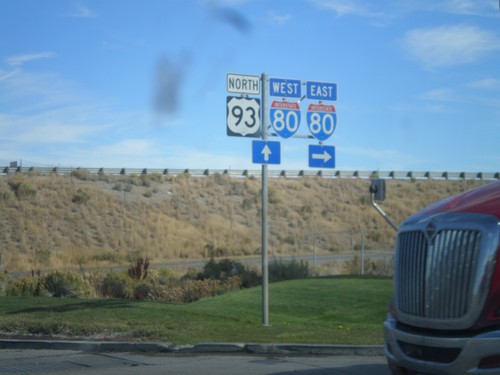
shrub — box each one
[113,182,124,191]
[240,268,261,288]
[212,173,229,186]
[72,189,91,204]
[7,176,36,199]
[6,271,92,298]
[91,252,119,263]
[241,197,256,210]
[197,257,241,281]
[300,205,313,215]
[268,258,309,282]
[182,279,221,303]
[128,258,149,280]
[0,189,11,201]
[44,271,88,297]
[367,231,383,243]
[149,173,163,183]
[196,257,260,289]
[71,168,91,181]
[268,188,280,204]
[363,257,394,277]
[6,276,44,297]
[342,256,361,275]
[99,272,133,298]
[134,282,153,300]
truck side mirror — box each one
[370,179,386,201]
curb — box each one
[0,339,384,356]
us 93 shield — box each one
[226,96,261,137]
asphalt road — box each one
[0,349,391,374]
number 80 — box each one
[307,112,336,141]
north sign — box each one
[252,140,281,165]
[306,81,337,101]
[269,78,301,98]
[227,73,261,95]
[308,145,335,169]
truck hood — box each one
[403,180,500,225]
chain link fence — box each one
[267,227,395,277]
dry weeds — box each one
[0,172,489,272]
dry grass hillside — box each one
[0,170,490,273]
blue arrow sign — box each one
[308,145,335,168]
[269,78,301,98]
[306,81,337,101]
[252,140,281,164]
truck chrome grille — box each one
[397,229,481,319]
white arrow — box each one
[312,150,332,163]
[262,144,272,161]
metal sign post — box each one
[261,72,270,326]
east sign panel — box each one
[306,81,337,101]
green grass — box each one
[0,276,393,345]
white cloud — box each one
[403,25,500,69]
[467,78,500,90]
[310,0,374,17]
[68,4,97,18]
[6,52,57,67]
[0,70,90,112]
[0,67,153,167]
[418,88,458,102]
[333,135,420,171]
[0,69,21,81]
[204,0,248,6]
[310,0,499,27]
[0,110,107,144]
[266,11,291,25]
[423,0,499,17]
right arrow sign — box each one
[309,145,335,169]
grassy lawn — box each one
[0,276,393,345]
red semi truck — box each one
[384,180,500,375]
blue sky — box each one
[1,0,499,172]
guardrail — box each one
[1,165,499,180]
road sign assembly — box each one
[226,72,338,328]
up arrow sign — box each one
[308,145,335,168]
[262,145,272,161]
[252,140,281,165]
